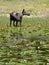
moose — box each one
[10,9,30,27]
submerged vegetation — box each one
[0,16,49,65]
[0,0,49,65]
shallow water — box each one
[0,40,49,65]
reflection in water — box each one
[0,40,49,65]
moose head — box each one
[22,9,30,16]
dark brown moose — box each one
[10,9,30,27]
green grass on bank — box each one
[0,0,49,14]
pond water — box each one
[0,39,49,65]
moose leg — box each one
[20,20,22,27]
[16,21,18,27]
[13,21,15,26]
[10,20,12,27]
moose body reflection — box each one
[10,9,30,27]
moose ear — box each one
[23,9,25,10]
[22,9,25,12]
